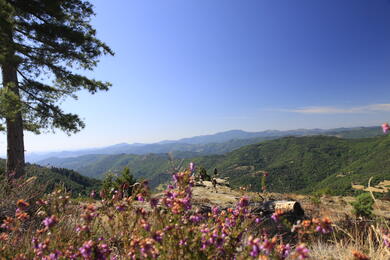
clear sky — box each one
[2,0,390,152]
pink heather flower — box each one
[315,225,332,234]
[38,242,48,251]
[382,123,390,134]
[271,210,284,223]
[313,217,333,234]
[212,206,221,215]
[136,194,145,202]
[141,219,151,232]
[36,199,49,206]
[115,204,127,212]
[278,243,292,259]
[383,233,390,248]
[48,250,61,260]
[165,191,174,199]
[189,214,202,223]
[42,215,58,228]
[247,236,261,257]
[79,240,94,258]
[163,225,174,232]
[271,213,279,222]
[150,198,159,208]
[260,239,275,255]
[181,197,191,210]
[172,173,178,182]
[1,217,13,230]
[238,196,250,208]
[189,162,195,172]
[32,237,39,249]
[98,243,111,256]
[76,225,90,233]
[152,231,164,243]
[295,244,309,259]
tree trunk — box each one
[2,64,25,178]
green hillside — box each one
[35,135,390,195]
[33,126,382,163]
[211,136,390,195]
[0,159,101,196]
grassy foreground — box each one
[0,167,389,259]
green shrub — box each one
[101,167,137,197]
[351,193,374,218]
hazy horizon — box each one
[0,124,380,155]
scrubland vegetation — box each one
[1,165,389,259]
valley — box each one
[36,129,390,197]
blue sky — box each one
[2,0,390,152]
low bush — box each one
[351,193,374,218]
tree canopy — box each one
[0,0,113,177]
[0,0,113,133]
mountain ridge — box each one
[28,126,381,162]
[37,134,390,196]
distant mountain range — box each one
[37,134,390,196]
[30,126,381,163]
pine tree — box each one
[0,0,114,178]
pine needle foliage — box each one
[0,0,114,133]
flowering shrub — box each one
[0,164,389,259]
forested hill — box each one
[0,160,101,196]
[29,126,381,162]
[209,135,390,195]
[37,135,390,196]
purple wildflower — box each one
[98,243,111,255]
[189,214,202,223]
[115,204,127,212]
[247,236,262,257]
[42,215,58,228]
[238,196,250,208]
[79,240,94,258]
[189,162,195,172]
[383,233,390,248]
[152,231,164,243]
[32,237,39,249]
[136,194,145,202]
[48,250,61,260]
[212,206,221,215]
[278,244,291,259]
[295,244,309,259]
[150,198,159,208]
[382,123,390,134]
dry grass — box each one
[309,241,389,260]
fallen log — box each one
[196,200,304,220]
[250,200,305,219]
